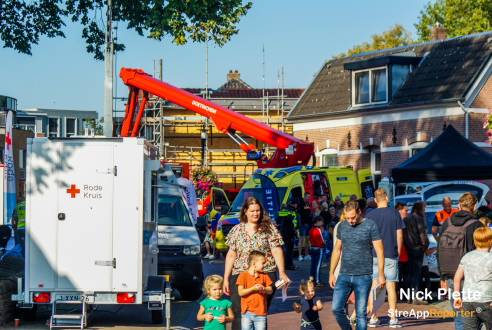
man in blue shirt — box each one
[329,200,385,330]
[366,189,405,328]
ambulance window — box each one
[213,190,228,211]
[288,187,303,204]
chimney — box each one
[227,70,240,81]
[430,22,446,41]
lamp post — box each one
[200,129,208,166]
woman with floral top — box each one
[223,196,290,330]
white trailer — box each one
[12,137,172,329]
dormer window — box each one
[344,51,423,108]
[353,67,387,105]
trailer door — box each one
[56,143,113,291]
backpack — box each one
[438,218,478,278]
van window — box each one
[288,187,303,204]
[157,195,193,226]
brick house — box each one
[287,27,492,199]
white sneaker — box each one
[305,255,311,261]
[203,254,211,259]
[369,318,381,327]
[298,256,304,261]
[209,255,216,260]
[389,319,402,328]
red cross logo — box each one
[66,184,80,198]
[5,132,11,151]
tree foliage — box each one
[415,0,492,42]
[80,117,103,135]
[1,0,252,60]
[332,24,414,59]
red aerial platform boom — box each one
[119,68,314,169]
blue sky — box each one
[1,0,430,116]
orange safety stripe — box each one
[434,209,459,223]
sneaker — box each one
[369,318,382,327]
[389,319,403,328]
[208,255,216,260]
[305,255,311,261]
[411,299,428,305]
[349,318,356,325]
[298,256,304,261]
[315,282,327,287]
[203,254,210,259]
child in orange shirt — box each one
[236,251,273,330]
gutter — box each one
[458,101,469,139]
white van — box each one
[156,165,207,301]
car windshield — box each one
[230,188,287,213]
[423,184,484,205]
[390,196,421,208]
[157,195,193,226]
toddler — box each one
[293,277,323,330]
[236,250,273,330]
[197,275,234,329]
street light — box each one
[200,129,208,166]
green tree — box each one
[80,117,104,135]
[1,0,252,60]
[332,24,414,59]
[415,0,492,42]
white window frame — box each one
[48,117,60,137]
[65,117,78,137]
[351,66,389,107]
[317,148,338,167]
[408,141,429,158]
[371,149,382,189]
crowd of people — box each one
[197,189,492,330]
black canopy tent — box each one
[390,125,492,183]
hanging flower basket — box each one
[190,166,219,194]
[484,108,492,145]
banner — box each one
[3,111,15,225]
[258,174,280,225]
[177,177,198,224]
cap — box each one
[367,197,375,203]
[288,198,298,205]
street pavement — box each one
[6,257,457,329]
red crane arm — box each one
[119,68,314,168]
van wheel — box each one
[179,286,203,301]
[22,305,38,321]
[151,309,163,324]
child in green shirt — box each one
[197,275,234,329]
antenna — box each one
[262,44,265,118]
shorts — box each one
[298,225,309,238]
[373,257,399,282]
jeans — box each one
[230,272,277,330]
[332,274,372,330]
[447,278,464,330]
[283,236,295,268]
[462,302,492,330]
[310,248,323,283]
[406,249,424,297]
[241,311,266,330]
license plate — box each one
[159,275,169,281]
[56,295,82,301]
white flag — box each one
[4,111,16,225]
[177,177,198,224]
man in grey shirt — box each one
[330,200,385,330]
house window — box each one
[323,154,338,167]
[374,153,381,172]
[353,67,388,106]
[371,151,382,189]
[17,117,36,133]
[412,148,423,157]
[48,118,59,137]
[66,118,77,137]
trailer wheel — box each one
[151,309,164,324]
[22,305,38,321]
[178,286,203,301]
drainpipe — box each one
[458,101,469,139]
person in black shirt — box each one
[298,192,312,261]
[278,198,300,270]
